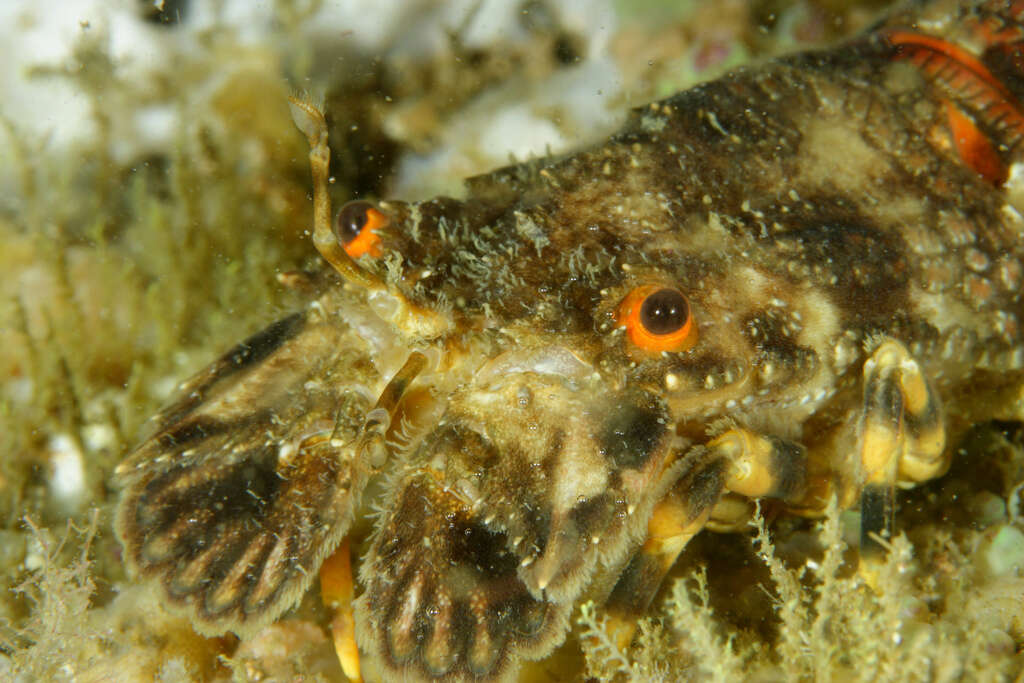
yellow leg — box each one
[603,427,809,648]
[858,339,946,558]
[708,428,807,501]
[601,448,726,650]
[320,538,361,683]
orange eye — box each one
[335,200,388,258]
[616,285,697,353]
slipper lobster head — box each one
[116,26,994,675]
[292,95,849,678]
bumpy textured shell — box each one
[117,1,1024,680]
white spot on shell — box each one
[965,248,990,273]
[278,442,296,464]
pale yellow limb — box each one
[857,338,946,558]
[602,428,808,648]
[320,538,361,683]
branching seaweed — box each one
[4,512,99,682]
[588,495,1023,682]
[577,600,638,681]
[667,567,746,683]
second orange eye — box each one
[616,285,697,353]
[335,200,388,258]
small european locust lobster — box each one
[116,1,1024,679]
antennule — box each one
[288,96,385,290]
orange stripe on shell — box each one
[886,30,1024,183]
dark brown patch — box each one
[568,493,617,543]
[599,392,667,469]
[671,449,730,522]
[155,416,229,450]
[765,436,808,501]
[776,221,910,318]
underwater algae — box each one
[1,0,1023,681]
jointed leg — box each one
[602,427,807,649]
[858,339,946,557]
[320,539,361,683]
[599,339,947,650]
[602,448,726,649]
[710,428,807,501]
